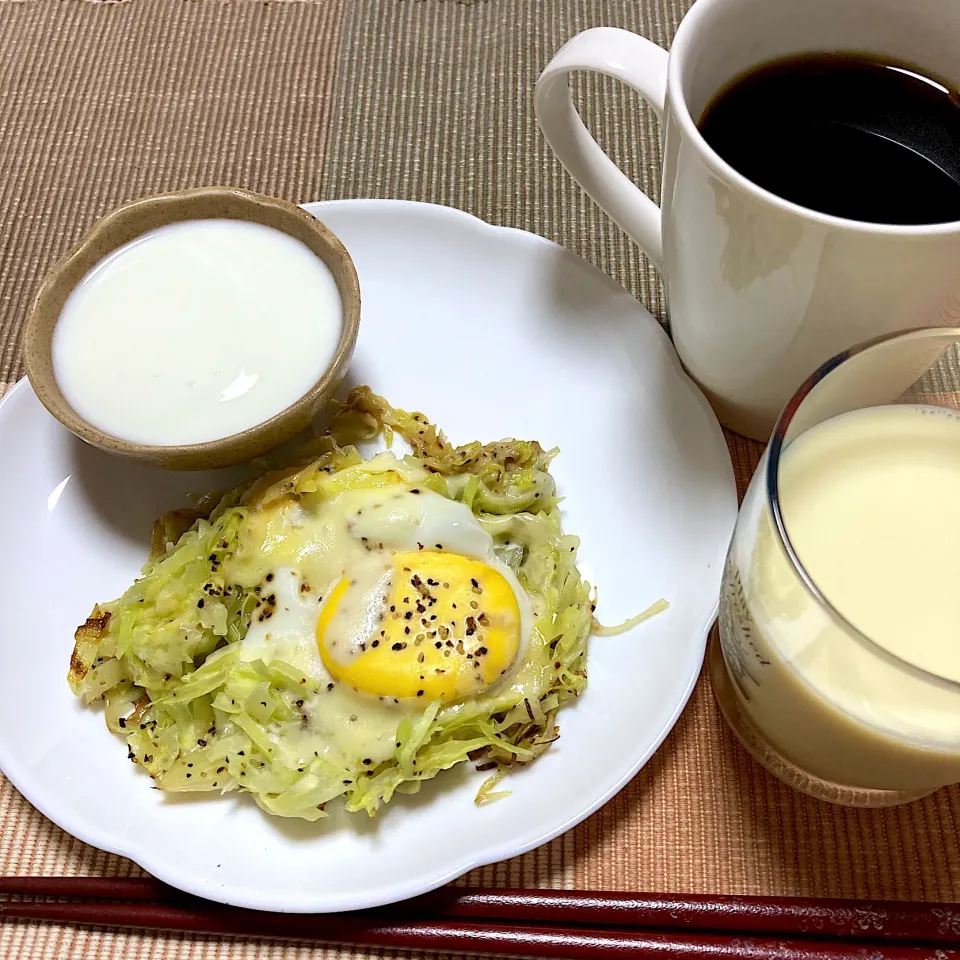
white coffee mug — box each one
[535,0,960,440]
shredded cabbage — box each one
[592,598,670,636]
[68,388,593,820]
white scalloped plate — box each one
[0,200,736,912]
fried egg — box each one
[228,467,532,762]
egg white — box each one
[231,463,532,764]
[241,567,409,764]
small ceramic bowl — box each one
[23,186,361,470]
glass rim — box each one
[765,325,960,695]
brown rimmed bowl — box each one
[22,186,361,470]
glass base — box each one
[707,630,935,808]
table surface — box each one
[0,1,957,957]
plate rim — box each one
[0,198,736,911]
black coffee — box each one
[698,53,960,225]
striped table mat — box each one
[0,1,957,957]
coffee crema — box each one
[698,53,960,225]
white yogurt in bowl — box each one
[52,219,343,446]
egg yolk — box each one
[316,551,521,702]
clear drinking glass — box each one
[712,327,960,807]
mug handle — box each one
[535,27,668,273]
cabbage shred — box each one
[68,389,592,820]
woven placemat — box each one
[0,1,958,956]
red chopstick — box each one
[1,878,957,945]
[2,877,959,958]
[0,898,956,959]
[403,888,960,945]
[0,876,168,902]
